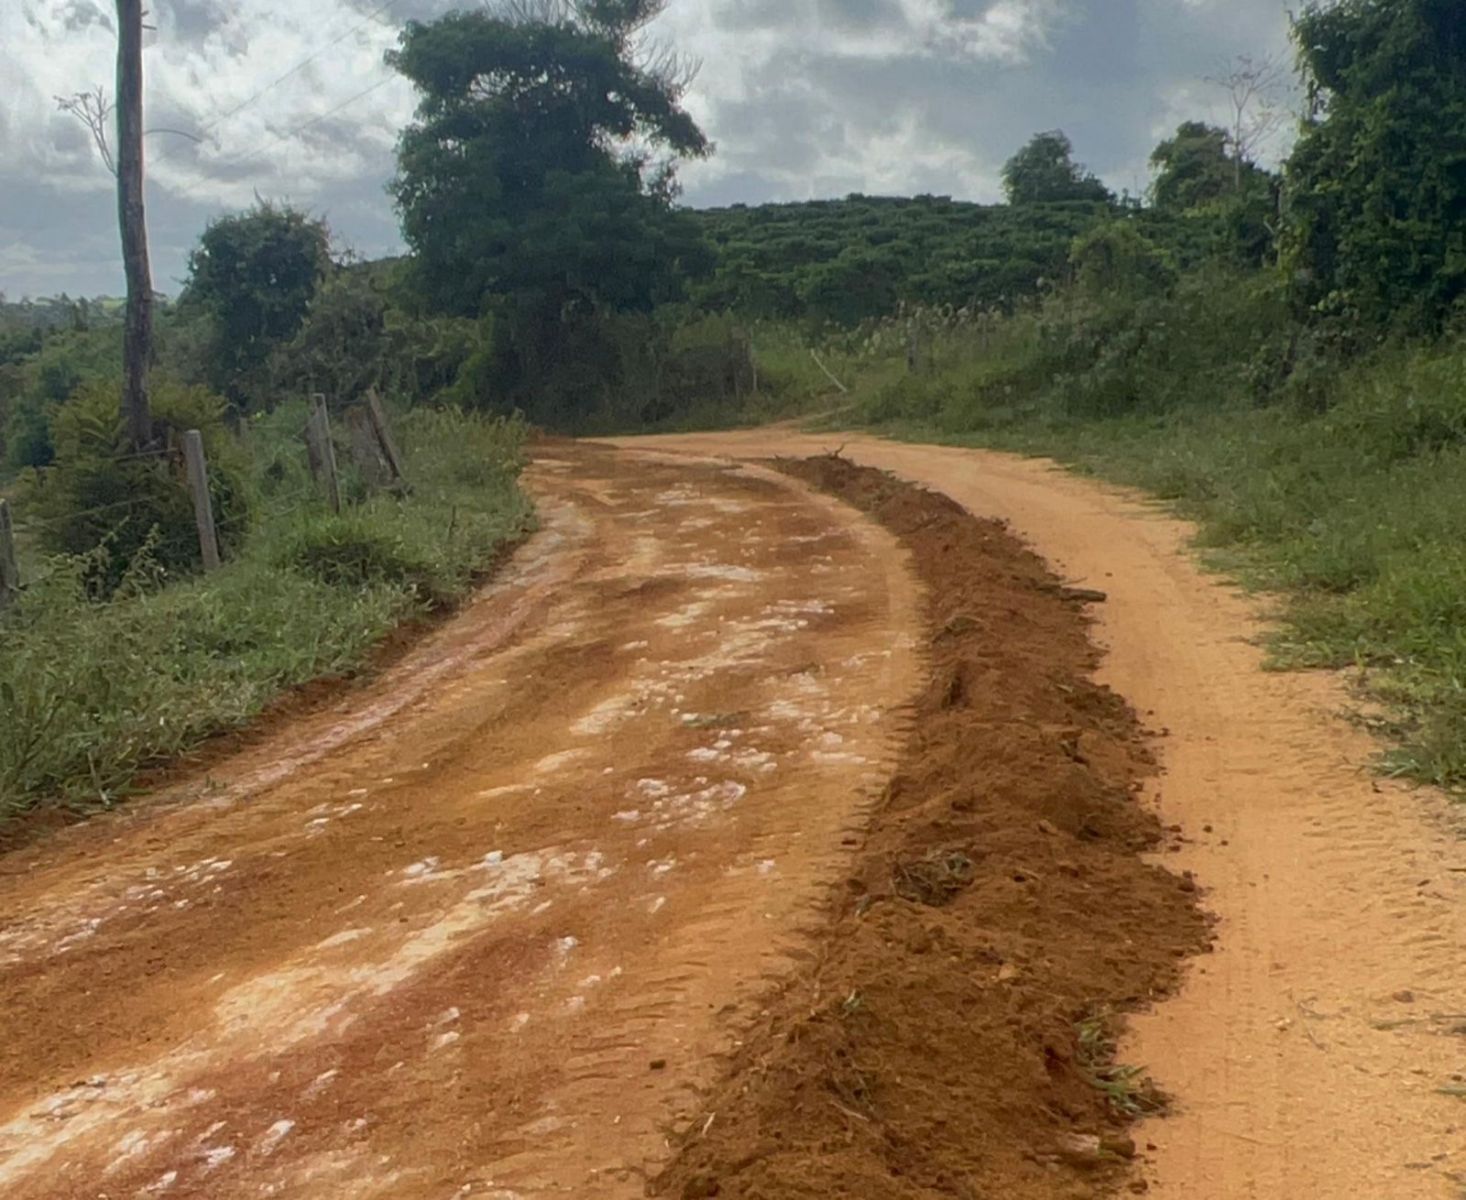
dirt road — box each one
[3,432,1463,1200]
[0,446,923,1198]
[625,430,1466,1199]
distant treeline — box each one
[686,196,1222,326]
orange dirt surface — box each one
[652,454,1207,1200]
[0,444,926,1198]
[613,430,1466,1200]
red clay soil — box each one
[653,456,1210,1200]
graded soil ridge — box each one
[653,454,1208,1200]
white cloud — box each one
[904,0,1068,64]
[3,0,1295,297]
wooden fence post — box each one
[181,429,221,572]
[0,500,19,608]
[345,406,391,491]
[363,388,406,488]
[306,394,342,514]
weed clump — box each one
[276,515,441,603]
[892,849,976,907]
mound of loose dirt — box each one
[652,455,1210,1200]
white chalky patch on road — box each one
[0,849,613,1190]
[655,601,712,630]
[257,1119,295,1156]
[572,695,638,736]
[317,929,372,950]
[682,563,763,583]
[535,749,590,774]
[200,1145,236,1172]
[479,784,531,799]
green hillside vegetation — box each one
[687,196,1224,326]
[828,0,1466,789]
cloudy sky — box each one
[4,0,1295,299]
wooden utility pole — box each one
[116,0,153,451]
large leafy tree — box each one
[1150,122,1280,266]
[182,203,331,405]
[1002,131,1113,206]
[388,0,712,407]
[1286,0,1466,331]
[1150,123,1240,213]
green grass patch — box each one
[835,286,1466,793]
[0,403,533,822]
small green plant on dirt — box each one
[1076,1008,1165,1118]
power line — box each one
[195,0,404,140]
[168,72,401,206]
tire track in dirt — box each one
[0,445,923,1199]
[615,430,1466,1200]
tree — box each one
[1002,131,1113,206]
[1208,54,1289,191]
[182,203,331,405]
[1150,123,1237,213]
[1151,121,1281,266]
[1285,0,1466,331]
[115,0,152,450]
[387,0,712,411]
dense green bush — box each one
[267,262,479,407]
[690,195,1221,325]
[276,514,440,601]
[31,377,250,594]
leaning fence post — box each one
[364,388,406,488]
[306,394,342,514]
[181,429,221,572]
[0,500,19,608]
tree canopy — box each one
[388,0,710,320]
[1149,121,1279,267]
[1150,123,1239,213]
[1002,131,1113,206]
[1285,0,1466,331]
[182,203,331,404]
[387,0,714,414]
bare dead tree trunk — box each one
[117,0,153,451]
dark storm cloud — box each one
[4,0,1294,297]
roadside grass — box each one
[835,303,1466,793]
[0,403,533,822]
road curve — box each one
[613,430,1466,1200]
[0,444,921,1199]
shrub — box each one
[275,513,440,601]
[34,377,251,594]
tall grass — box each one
[840,278,1466,791]
[0,403,532,820]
